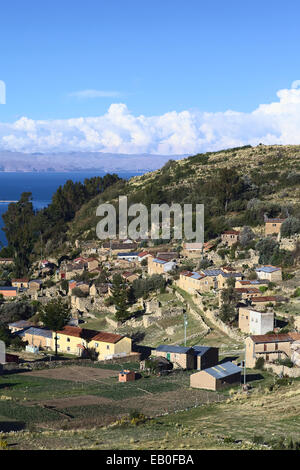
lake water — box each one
[0,171,141,246]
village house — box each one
[148,257,176,275]
[54,326,132,360]
[74,257,99,271]
[265,218,286,237]
[117,252,139,262]
[255,265,282,282]
[102,242,138,255]
[177,271,208,294]
[17,327,53,351]
[155,252,179,262]
[182,242,203,259]
[245,332,300,368]
[11,278,29,289]
[235,279,270,289]
[121,272,140,283]
[190,361,242,391]
[28,280,43,291]
[221,230,240,246]
[215,271,243,289]
[58,262,86,281]
[238,306,274,335]
[137,251,152,262]
[249,295,285,308]
[235,287,261,300]
[0,286,18,298]
[153,345,195,369]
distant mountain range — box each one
[0,151,187,173]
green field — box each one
[0,370,299,450]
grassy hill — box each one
[67,144,300,248]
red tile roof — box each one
[250,296,279,302]
[222,230,240,235]
[92,331,124,344]
[265,218,286,223]
[57,326,124,343]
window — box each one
[67,338,70,342]
[275,343,278,351]
[67,347,70,352]
[107,345,110,350]
[95,342,99,347]
[57,344,60,349]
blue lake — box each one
[0,171,140,246]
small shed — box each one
[119,369,135,382]
[190,361,242,391]
[153,345,194,369]
[192,346,219,370]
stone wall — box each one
[193,293,244,342]
[265,363,300,378]
[1,352,141,373]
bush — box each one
[277,358,293,368]
[255,357,265,370]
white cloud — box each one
[1,82,300,154]
[69,89,121,99]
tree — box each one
[221,277,241,304]
[40,298,71,356]
[2,192,35,275]
[281,217,300,238]
[256,238,278,264]
[219,278,241,324]
[61,279,69,294]
[219,303,236,323]
[239,226,255,247]
[109,274,130,323]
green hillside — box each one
[68,144,300,246]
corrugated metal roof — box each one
[156,345,193,354]
[8,320,33,328]
[19,327,52,338]
[117,252,139,257]
[250,333,300,344]
[201,269,224,277]
[192,346,211,356]
[190,272,203,280]
[153,258,167,264]
[256,266,280,273]
[0,286,18,291]
[204,361,241,379]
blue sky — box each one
[0,0,300,154]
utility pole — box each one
[184,313,188,347]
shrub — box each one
[255,357,265,370]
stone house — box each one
[221,230,240,246]
[11,278,30,289]
[148,257,176,275]
[255,266,282,282]
[238,306,274,335]
[182,242,203,259]
[265,218,286,237]
[17,327,53,350]
[190,361,241,391]
[245,332,300,368]
[153,345,195,369]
